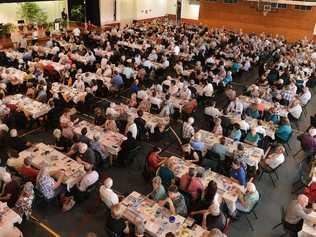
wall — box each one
[166,0,200,20]
[116,0,136,24]
[135,0,166,20]
[0,0,65,24]
[199,0,316,42]
[99,0,114,24]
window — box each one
[294,5,312,11]
[271,3,287,9]
[223,0,238,3]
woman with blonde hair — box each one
[104,115,118,132]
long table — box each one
[51,82,87,104]
[238,95,288,117]
[3,94,51,119]
[165,156,243,207]
[0,202,22,237]
[18,143,86,190]
[196,129,264,169]
[72,120,126,156]
[107,104,170,133]
[298,211,316,237]
[224,112,277,140]
[121,191,207,237]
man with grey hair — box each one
[99,177,119,208]
[284,194,316,233]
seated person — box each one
[148,176,167,201]
[179,168,204,202]
[36,167,65,201]
[79,127,92,145]
[94,107,106,126]
[212,118,223,136]
[0,172,19,208]
[14,181,34,219]
[229,123,242,141]
[104,115,118,132]
[76,143,96,167]
[211,137,228,161]
[245,103,260,119]
[157,165,174,188]
[17,157,39,183]
[159,185,188,217]
[236,182,259,212]
[8,129,32,152]
[190,133,205,153]
[260,145,285,170]
[275,117,292,142]
[191,181,226,231]
[134,109,147,138]
[147,147,167,171]
[233,143,249,169]
[117,132,138,164]
[244,128,260,146]
[284,194,316,234]
[264,107,280,124]
[106,204,130,236]
[229,160,247,186]
[52,129,72,152]
[99,178,120,208]
[76,165,99,193]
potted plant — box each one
[18,2,48,27]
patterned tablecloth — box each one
[165,156,244,205]
[3,94,51,119]
[0,202,22,237]
[51,82,87,104]
[72,120,126,156]
[196,129,264,169]
[121,191,207,237]
[238,95,288,117]
[18,143,86,190]
[107,104,170,133]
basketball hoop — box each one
[263,5,271,16]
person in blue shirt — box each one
[222,71,233,87]
[246,103,260,119]
[265,107,280,124]
[211,137,228,161]
[190,133,205,152]
[231,62,240,74]
[111,71,124,90]
[230,123,242,141]
[229,160,247,186]
[275,117,292,142]
[130,79,139,94]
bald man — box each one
[284,194,316,233]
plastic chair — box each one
[238,193,261,231]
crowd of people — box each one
[0,18,315,237]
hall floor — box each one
[18,65,316,237]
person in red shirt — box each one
[147,147,167,171]
[17,157,39,183]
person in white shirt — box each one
[261,145,285,170]
[73,27,81,37]
[227,98,243,115]
[239,114,250,131]
[288,99,302,120]
[203,80,214,98]
[204,101,221,118]
[72,76,85,92]
[99,178,119,208]
[162,57,170,69]
[77,165,99,192]
[255,120,266,137]
[126,118,138,139]
[299,87,311,106]
[174,45,180,56]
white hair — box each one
[53,129,62,139]
[188,117,194,125]
[104,177,113,188]
[10,129,17,137]
[2,172,12,183]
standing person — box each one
[284,194,316,234]
[32,28,39,45]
